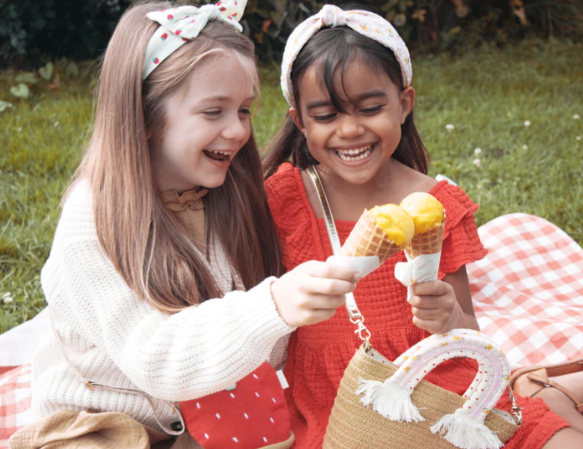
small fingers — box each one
[408,294,439,309]
[410,280,451,297]
[302,277,356,296]
[410,307,437,320]
[309,294,347,311]
[412,316,435,332]
[306,260,362,283]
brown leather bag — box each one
[510,359,583,413]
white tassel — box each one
[430,409,504,449]
[356,378,424,422]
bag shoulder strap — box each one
[306,166,371,346]
[305,167,342,255]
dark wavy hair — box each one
[264,21,429,178]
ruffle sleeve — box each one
[265,163,324,270]
[265,163,309,239]
[430,181,488,278]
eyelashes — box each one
[202,109,252,117]
[312,105,384,122]
[313,113,336,122]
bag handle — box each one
[306,166,371,346]
[391,331,510,420]
[357,329,522,448]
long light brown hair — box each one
[71,0,283,313]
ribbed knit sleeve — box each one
[41,180,294,402]
[266,163,327,271]
[431,181,488,278]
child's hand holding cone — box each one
[397,192,467,334]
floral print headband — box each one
[280,4,412,107]
[143,0,247,79]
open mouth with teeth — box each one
[332,143,377,162]
[203,149,233,163]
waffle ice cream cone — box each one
[405,218,446,259]
[399,192,446,259]
[341,211,400,262]
[341,205,414,263]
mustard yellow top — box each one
[369,204,415,248]
[399,192,445,235]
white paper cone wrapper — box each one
[394,252,442,300]
[326,255,381,278]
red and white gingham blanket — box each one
[1,213,582,447]
[470,213,583,369]
[0,365,31,448]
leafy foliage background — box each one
[1,0,582,67]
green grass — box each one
[1,40,582,334]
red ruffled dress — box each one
[265,163,569,449]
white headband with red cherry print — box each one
[143,0,246,80]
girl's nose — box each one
[337,114,364,139]
[222,114,249,142]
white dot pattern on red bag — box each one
[186,365,288,445]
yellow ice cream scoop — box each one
[369,204,415,248]
[399,192,445,235]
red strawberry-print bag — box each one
[180,362,294,448]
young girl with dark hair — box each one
[264,5,583,448]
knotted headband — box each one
[143,0,247,79]
[280,4,412,107]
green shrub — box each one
[0,0,130,67]
[2,0,582,67]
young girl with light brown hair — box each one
[11,1,359,447]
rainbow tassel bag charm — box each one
[352,330,521,449]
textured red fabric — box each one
[265,163,569,449]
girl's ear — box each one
[400,86,416,125]
[289,107,306,133]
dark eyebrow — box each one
[354,90,388,101]
[306,90,387,110]
[306,100,332,110]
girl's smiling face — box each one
[150,52,256,192]
[291,60,414,186]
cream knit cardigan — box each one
[31,179,294,432]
